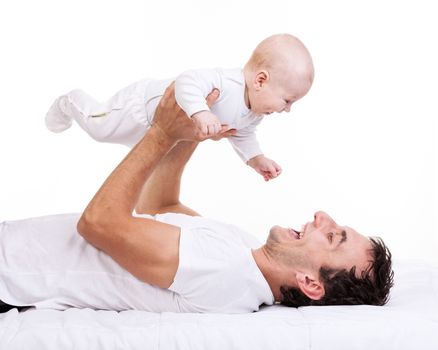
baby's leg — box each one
[45,81,149,147]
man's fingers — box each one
[216,126,236,138]
[220,129,237,137]
[206,89,220,108]
[219,125,233,133]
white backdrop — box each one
[1,0,436,262]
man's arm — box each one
[135,141,201,216]
[77,84,202,289]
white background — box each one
[1,0,436,262]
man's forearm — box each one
[80,126,175,226]
[135,141,199,215]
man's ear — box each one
[296,272,325,300]
[253,70,269,90]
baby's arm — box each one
[228,120,282,181]
[227,118,264,163]
[175,69,225,136]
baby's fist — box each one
[192,110,222,136]
[247,155,282,181]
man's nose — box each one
[313,211,334,228]
[283,105,291,113]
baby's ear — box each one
[295,272,325,300]
[254,70,269,90]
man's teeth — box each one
[291,229,303,240]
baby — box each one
[45,34,314,181]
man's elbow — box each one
[76,209,108,240]
[77,213,92,239]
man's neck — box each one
[251,246,297,302]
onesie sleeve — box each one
[175,69,222,117]
[228,117,264,162]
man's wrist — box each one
[147,124,178,150]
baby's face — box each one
[248,77,311,116]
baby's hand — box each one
[247,155,282,181]
[192,110,222,136]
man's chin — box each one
[268,226,286,243]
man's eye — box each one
[328,232,334,242]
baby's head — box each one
[244,34,314,115]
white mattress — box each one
[0,260,437,349]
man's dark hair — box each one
[280,237,394,307]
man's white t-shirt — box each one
[0,213,274,313]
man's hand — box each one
[247,155,282,181]
[152,84,229,143]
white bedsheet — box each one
[0,260,437,350]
